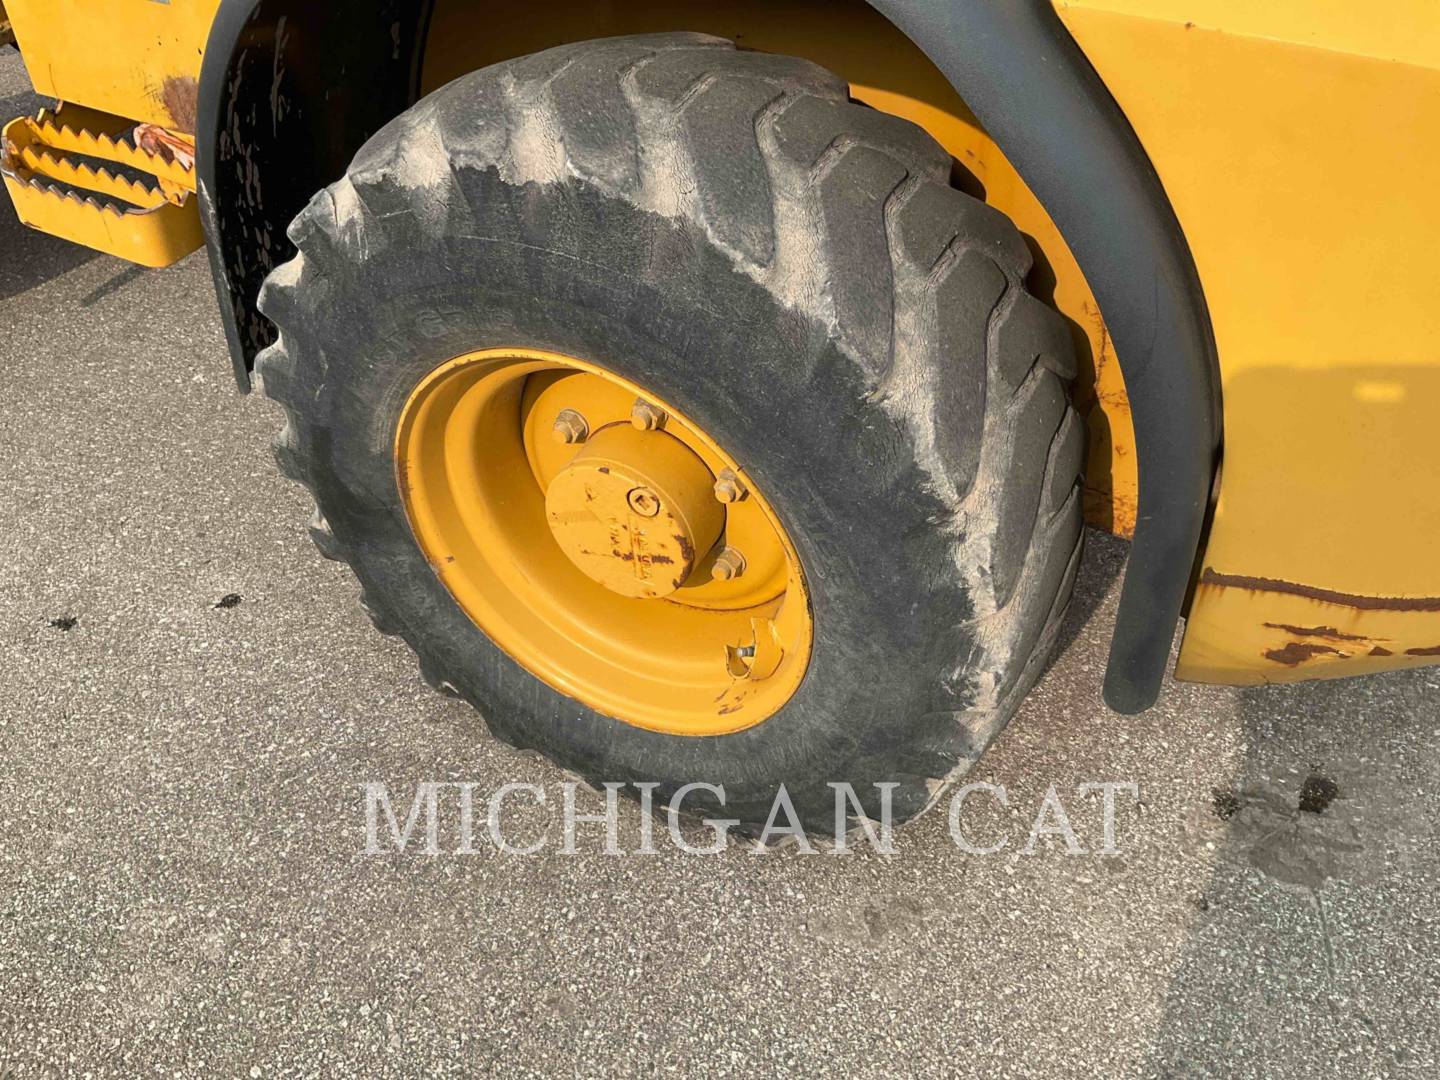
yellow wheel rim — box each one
[395,347,812,736]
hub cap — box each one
[544,424,723,600]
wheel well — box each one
[197,0,1220,712]
[422,1,1140,533]
[205,0,1135,535]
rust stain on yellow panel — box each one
[1057,0,1440,681]
[1177,571,1440,685]
[4,0,219,132]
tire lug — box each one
[551,408,589,444]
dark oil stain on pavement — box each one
[1211,788,1242,821]
[1298,774,1340,814]
[1199,769,1361,889]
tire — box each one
[255,33,1084,840]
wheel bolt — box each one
[711,546,747,582]
[631,399,667,431]
[551,408,589,445]
[713,469,748,504]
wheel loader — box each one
[2,0,1436,838]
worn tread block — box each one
[632,46,843,103]
[929,249,1008,499]
[678,76,786,265]
[891,179,1032,276]
[308,511,343,562]
[350,120,470,243]
[1044,409,1087,519]
[431,72,509,166]
[996,488,1084,700]
[771,93,949,182]
[547,45,654,191]
[994,290,1078,389]
[812,145,910,375]
[251,343,296,407]
[991,374,1069,607]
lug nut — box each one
[713,469,748,504]
[551,408,589,445]
[631,399,667,431]
[711,547,747,582]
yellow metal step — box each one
[28,103,196,191]
[14,143,168,209]
[1,102,201,268]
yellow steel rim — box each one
[395,347,813,736]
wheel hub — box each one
[544,424,723,599]
[393,347,812,736]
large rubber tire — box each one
[255,33,1083,840]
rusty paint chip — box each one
[1261,622,1369,642]
[134,123,196,170]
[1263,641,1343,666]
[159,75,199,135]
[1202,569,1440,612]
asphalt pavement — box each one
[1,50,1437,1078]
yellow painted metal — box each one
[396,347,813,736]
[1179,574,1440,686]
[13,140,166,209]
[0,3,14,49]
[421,0,1140,537]
[1055,0,1440,682]
[19,104,197,194]
[544,424,725,600]
[2,106,201,267]
[2,0,219,133]
[1057,0,1440,69]
[521,371,793,613]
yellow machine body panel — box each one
[1055,0,1440,682]
[3,0,216,133]
[4,0,1438,686]
[2,2,210,265]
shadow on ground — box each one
[0,211,101,302]
[1056,526,1127,660]
[1145,662,1439,1074]
[0,86,102,301]
[1036,522,1439,1074]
